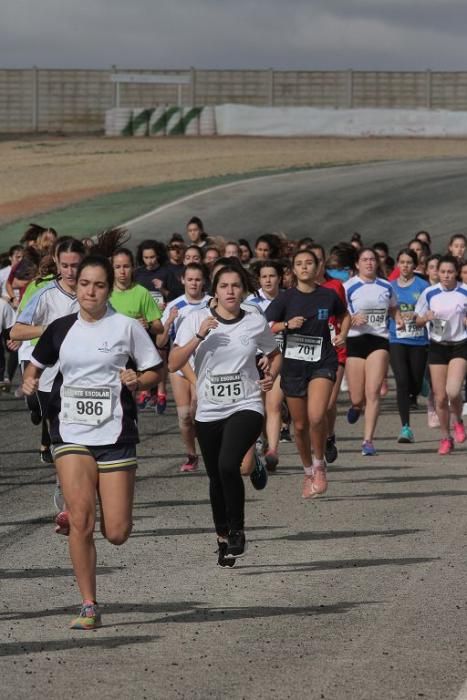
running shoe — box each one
[347,406,361,424]
[54,511,70,536]
[69,602,102,630]
[361,440,376,456]
[225,530,247,558]
[136,390,151,409]
[438,437,454,455]
[14,386,24,399]
[0,378,11,393]
[156,393,167,415]
[279,427,292,443]
[309,466,328,498]
[302,474,315,499]
[217,540,236,568]
[250,451,268,490]
[463,402,467,417]
[264,449,278,473]
[453,421,466,444]
[180,454,199,473]
[398,425,414,444]
[427,408,440,428]
[325,435,338,464]
[40,448,53,464]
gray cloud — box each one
[2,0,467,70]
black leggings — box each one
[389,343,428,426]
[195,410,263,535]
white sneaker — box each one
[463,402,467,417]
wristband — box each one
[195,333,205,341]
[284,321,289,330]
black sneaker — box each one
[226,530,247,559]
[279,427,292,443]
[217,540,235,567]
[250,450,268,490]
[325,435,338,464]
[40,448,53,464]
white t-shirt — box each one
[174,307,278,422]
[414,283,467,343]
[16,280,79,391]
[31,307,162,446]
[0,298,15,331]
[161,294,210,343]
[0,266,11,299]
[344,276,396,339]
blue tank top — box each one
[389,276,429,346]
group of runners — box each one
[1,219,466,630]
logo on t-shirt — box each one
[240,335,250,346]
[98,341,112,353]
[318,309,329,320]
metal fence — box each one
[2,67,467,133]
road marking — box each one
[121,161,386,229]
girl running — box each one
[343,247,402,456]
[414,255,467,454]
[22,255,162,629]
[266,249,350,498]
[389,248,429,443]
[157,263,210,472]
[169,264,281,565]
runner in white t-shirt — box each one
[157,263,210,472]
[414,255,467,454]
[169,263,281,565]
[343,247,402,456]
[22,254,162,630]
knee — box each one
[293,419,307,436]
[105,523,132,546]
[177,406,194,431]
[68,509,95,538]
[308,413,325,430]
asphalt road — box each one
[125,158,467,250]
[1,382,467,699]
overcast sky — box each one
[3,0,467,71]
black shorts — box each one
[428,340,467,366]
[346,334,389,359]
[280,364,336,398]
[51,443,137,473]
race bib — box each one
[274,332,284,353]
[284,335,323,362]
[431,318,447,340]
[365,308,387,329]
[150,290,165,310]
[62,386,112,426]
[396,320,425,339]
[205,372,245,404]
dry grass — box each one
[2,135,467,223]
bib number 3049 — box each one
[62,386,112,426]
[206,373,245,404]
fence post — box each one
[190,66,196,106]
[425,69,432,109]
[346,69,353,108]
[32,65,39,132]
[267,68,274,106]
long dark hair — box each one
[76,254,115,291]
[136,239,168,267]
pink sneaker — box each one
[438,437,454,455]
[55,511,70,536]
[309,466,328,497]
[302,474,314,499]
[180,455,199,473]
[453,421,466,444]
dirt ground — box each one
[3,135,467,224]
